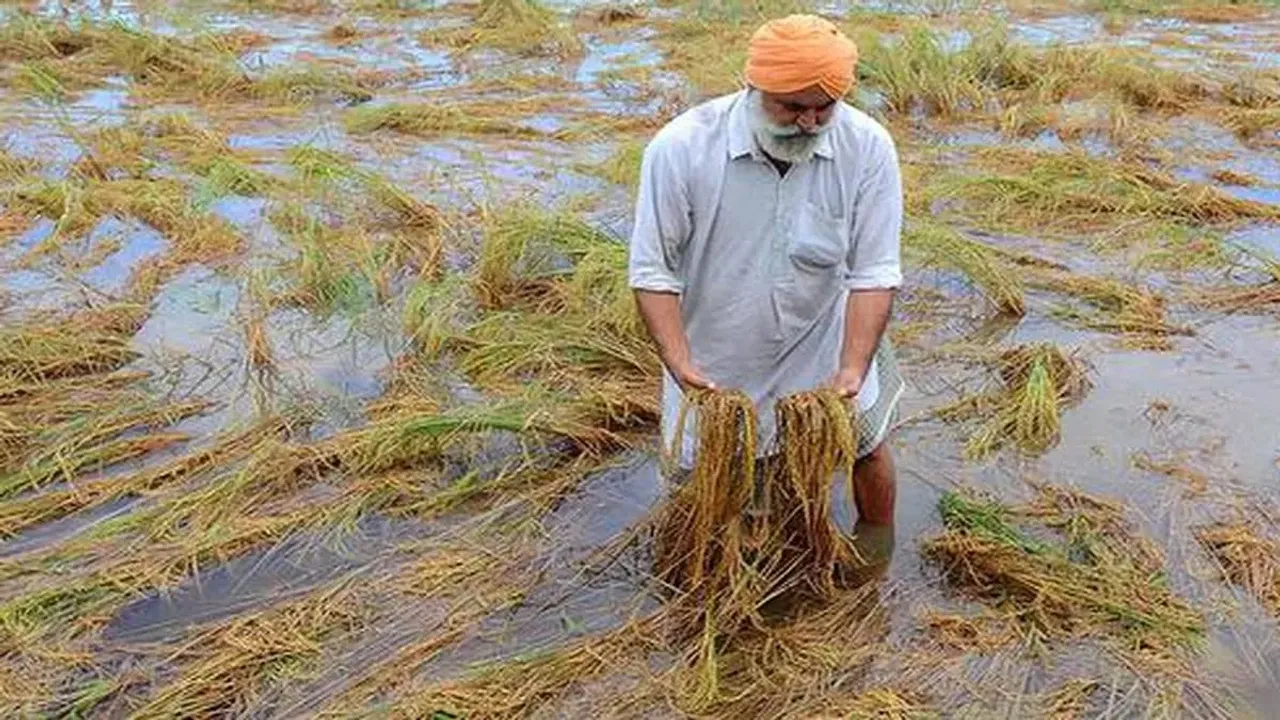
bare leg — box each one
[852,441,896,526]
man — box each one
[627,14,904,531]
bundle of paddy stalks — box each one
[653,387,862,703]
[923,490,1203,650]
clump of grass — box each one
[1196,520,1280,615]
[270,206,377,316]
[422,0,583,57]
[471,202,612,310]
[903,221,1025,315]
[924,488,1203,648]
[939,343,1091,459]
[403,275,469,358]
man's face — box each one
[758,86,838,135]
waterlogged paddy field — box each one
[1,0,1280,716]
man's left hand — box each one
[827,365,863,400]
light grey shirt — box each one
[627,90,904,468]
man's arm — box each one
[830,127,904,399]
[635,290,715,391]
[831,289,894,397]
[627,133,713,391]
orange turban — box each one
[744,15,858,101]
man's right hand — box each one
[669,361,716,392]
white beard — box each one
[746,89,832,165]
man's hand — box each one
[634,290,717,392]
[828,365,863,400]
[669,360,716,392]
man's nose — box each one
[796,109,818,132]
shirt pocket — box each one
[771,202,848,348]
[788,201,847,270]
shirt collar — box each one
[727,91,837,162]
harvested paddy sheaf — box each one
[937,147,1280,233]
[345,100,555,139]
[935,343,1091,458]
[421,0,584,57]
[924,487,1203,652]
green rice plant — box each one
[903,221,1025,315]
[0,583,116,648]
[474,202,619,310]
[274,209,376,316]
[191,154,278,209]
[938,490,1049,554]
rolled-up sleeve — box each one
[844,128,903,290]
[628,136,691,294]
